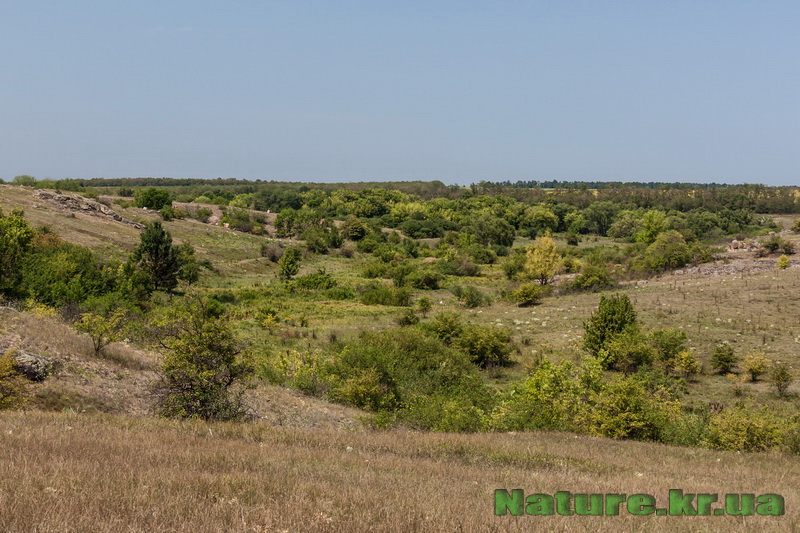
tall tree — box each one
[129,221,181,292]
[523,235,562,285]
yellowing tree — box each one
[523,234,562,284]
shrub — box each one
[278,246,302,280]
[600,328,654,374]
[649,328,688,363]
[770,362,794,397]
[407,269,442,290]
[0,350,28,410]
[509,282,551,306]
[565,232,580,246]
[21,241,114,307]
[159,205,174,221]
[424,312,464,344]
[327,328,488,425]
[402,394,488,432]
[641,230,695,271]
[192,207,213,223]
[395,308,419,326]
[706,406,782,452]
[743,353,770,382]
[670,350,701,380]
[75,309,126,356]
[501,251,526,280]
[451,284,489,308]
[260,242,284,262]
[293,269,337,290]
[134,188,172,210]
[569,262,616,292]
[778,254,790,270]
[152,295,255,421]
[586,376,680,441]
[583,294,638,359]
[324,286,356,300]
[456,324,513,367]
[118,187,134,197]
[416,296,432,317]
[0,209,34,295]
[302,228,329,254]
[491,358,600,432]
[437,257,480,277]
[710,342,737,374]
[359,283,411,307]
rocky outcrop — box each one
[33,190,144,229]
[11,350,61,381]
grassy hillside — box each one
[2,182,800,530]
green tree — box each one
[341,215,369,240]
[583,293,638,360]
[75,309,126,356]
[153,295,255,421]
[128,221,182,293]
[134,187,172,210]
[743,353,770,382]
[584,201,619,236]
[278,246,302,280]
[0,209,34,295]
[12,175,36,187]
[523,235,562,285]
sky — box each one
[1,1,798,186]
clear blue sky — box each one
[1,1,798,185]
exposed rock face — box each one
[12,350,61,382]
[32,190,144,229]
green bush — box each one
[770,362,794,397]
[451,284,489,308]
[706,406,782,452]
[21,241,116,307]
[152,296,255,421]
[359,283,411,307]
[407,269,442,290]
[278,246,302,280]
[586,376,680,441]
[710,342,737,374]
[134,187,172,210]
[600,328,654,374]
[456,324,514,367]
[325,328,489,426]
[423,312,464,344]
[649,328,688,363]
[0,350,28,410]
[293,269,337,290]
[583,294,638,359]
[569,262,616,292]
[324,286,356,300]
[509,282,551,306]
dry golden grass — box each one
[0,411,798,532]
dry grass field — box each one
[1,411,799,532]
